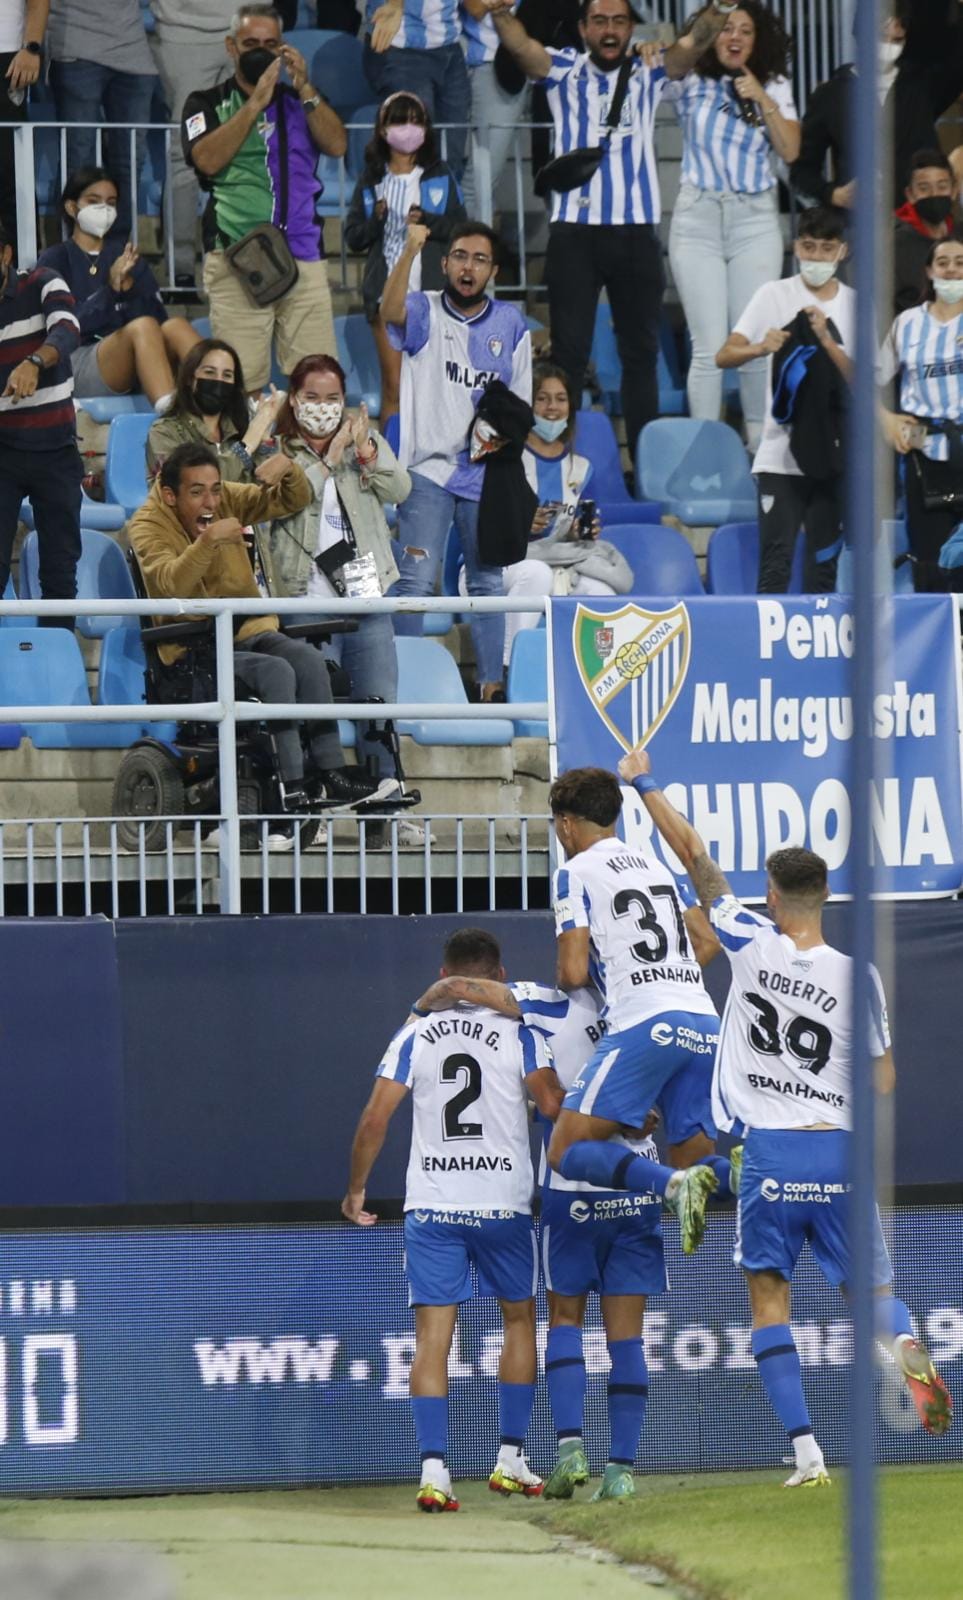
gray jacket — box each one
[526,521,634,594]
[264,431,410,598]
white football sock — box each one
[792,1432,824,1471]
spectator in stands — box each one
[364,0,469,179]
[666,3,798,449]
[129,439,398,819]
[893,149,957,317]
[182,5,346,396]
[146,337,283,481]
[345,92,464,422]
[881,235,963,594]
[792,5,963,213]
[0,220,82,626]
[499,359,631,663]
[0,0,47,252]
[716,205,853,594]
[267,352,411,781]
[46,0,158,243]
[460,0,529,223]
[487,0,732,460]
[39,168,200,411]
[150,1,236,294]
[382,217,531,700]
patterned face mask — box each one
[295,397,344,437]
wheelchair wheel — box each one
[113,745,187,853]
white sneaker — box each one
[204,823,296,852]
[489,1452,543,1497]
[394,817,436,846]
[783,1461,831,1488]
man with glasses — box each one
[381,217,531,701]
[486,0,733,460]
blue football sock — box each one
[751,1324,812,1441]
[700,1155,732,1198]
[607,1338,648,1467]
[499,1381,536,1451]
[876,1294,914,1342]
[546,1325,586,1442]
[411,1395,448,1464]
[558,1140,674,1197]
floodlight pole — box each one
[848,2,881,1598]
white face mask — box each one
[295,397,343,437]
[799,257,839,289]
[75,202,117,239]
[932,277,963,306]
[878,39,903,73]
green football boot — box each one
[728,1144,744,1198]
[591,1464,636,1501]
[542,1441,590,1500]
[666,1163,718,1254]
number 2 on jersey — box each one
[440,1053,483,1140]
[744,992,833,1076]
[613,885,689,964]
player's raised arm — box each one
[342,1074,409,1225]
[617,745,732,912]
[412,975,522,1018]
[684,905,723,968]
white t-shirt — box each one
[376,1006,551,1213]
[0,0,25,53]
[553,838,717,1032]
[734,273,856,477]
[708,895,890,1134]
[305,471,348,601]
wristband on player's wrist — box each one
[631,773,659,795]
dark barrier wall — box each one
[2,905,962,1207]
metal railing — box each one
[0,594,551,917]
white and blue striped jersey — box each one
[366,0,459,51]
[664,72,796,193]
[553,838,716,1031]
[539,49,666,227]
[376,1006,551,1212]
[378,167,424,286]
[879,304,963,461]
[708,896,890,1134]
[461,0,516,66]
[509,980,660,1193]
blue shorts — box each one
[541,1187,666,1299]
[562,1010,718,1146]
[735,1128,893,1287]
[403,1210,538,1306]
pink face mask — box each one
[385,122,426,154]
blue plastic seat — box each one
[335,312,382,415]
[706,521,803,595]
[383,412,400,454]
[0,627,141,747]
[635,418,756,526]
[590,305,688,419]
[394,637,513,745]
[573,410,631,507]
[657,322,688,417]
[105,413,154,518]
[76,395,153,426]
[311,30,372,115]
[601,524,704,597]
[506,627,548,738]
[191,317,212,339]
[347,102,380,181]
[835,519,914,596]
[98,624,178,741]
[18,493,126,534]
[20,528,138,638]
[0,573,34,630]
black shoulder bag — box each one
[534,56,634,198]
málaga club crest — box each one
[572,602,692,752]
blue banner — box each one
[0,1213,958,1494]
[548,595,963,899]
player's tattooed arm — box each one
[617,743,733,910]
[688,852,732,916]
[413,976,522,1017]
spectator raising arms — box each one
[147,338,283,483]
[267,353,411,781]
[363,0,470,178]
[881,235,963,594]
[38,168,200,411]
[345,91,465,420]
[666,3,798,448]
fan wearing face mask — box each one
[345,92,465,422]
[38,169,201,414]
[717,205,854,595]
[146,338,283,485]
[265,354,413,785]
[892,148,959,317]
[880,235,963,595]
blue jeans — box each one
[49,61,156,239]
[323,612,398,777]
[363,41,469,177]
[390,472,504,685]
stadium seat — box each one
[706,521,805,595]
[335,312,382,416]
[316,150,346,218]
[20,528,138,639]
[835,519,914,596]
[0,573,34,630]
[590,304,688,419]
[0,627,140,747]
[346,102,380,181]
[506,627,548,738]
[98,624,178,742]
[573,410,633,507]
[635,418,756,526]
[657,320,688,417]
[311,31,372,115]
[105,413,154,518]
[76,395,153,425]
[383,413,400,454]
[18,494,126,535]
[601,524,704,597]
[191,317,212,339]
[394,637,513,744]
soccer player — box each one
[544,766,724,1252]
[342,927,563,1512]
[621,742,953,1485]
